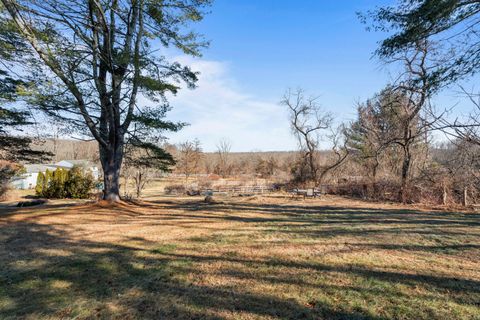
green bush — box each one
[35,171,45,196]
[50,168,68,198]
[65,167,95,199]
[43,169,53,198]
[36,166,95,199]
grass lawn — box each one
[0,194,479,319]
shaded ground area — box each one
[0,195,479,319]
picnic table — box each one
[290,188,322,198]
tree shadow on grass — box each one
[160,251,480,297]
[0,221,391,319]
[140,200,480,241]
[1,200,479,319]
[147,200,480,225]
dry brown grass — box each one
[1,194,479,319]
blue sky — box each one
[195,0,388,98]
[165,0,475,152]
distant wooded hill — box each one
[30,139,301,174]
[31,138,451,177]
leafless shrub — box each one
[164,184,186,195]
[215,139,232,178]
[177,139,203,182]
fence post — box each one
[463,186,469,207]
[442,182,448,206]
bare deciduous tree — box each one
[122,144,174,199]
[438,87,480,147]
[177,139,203,182]
[282,88,333,185]
[215,138,232,178]
[318,125,350,183]
[122,163,156,199]
[389,41,438,203]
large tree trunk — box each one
[370,160,379,198]
[308,151,317,184]
[100,138,124,202]
[400,149,411,204]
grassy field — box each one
[0,194,479,319]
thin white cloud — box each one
[162,57,297,152]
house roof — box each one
[55,160,97,169]
[23,160,98,173]
[24,164,56,173]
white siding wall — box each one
[11,173,39,190]
[11,163,99,190]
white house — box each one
[10,164,56,190]
[11,160,100,190]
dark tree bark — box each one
[100,136,124,202]
[400,145,412,203]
